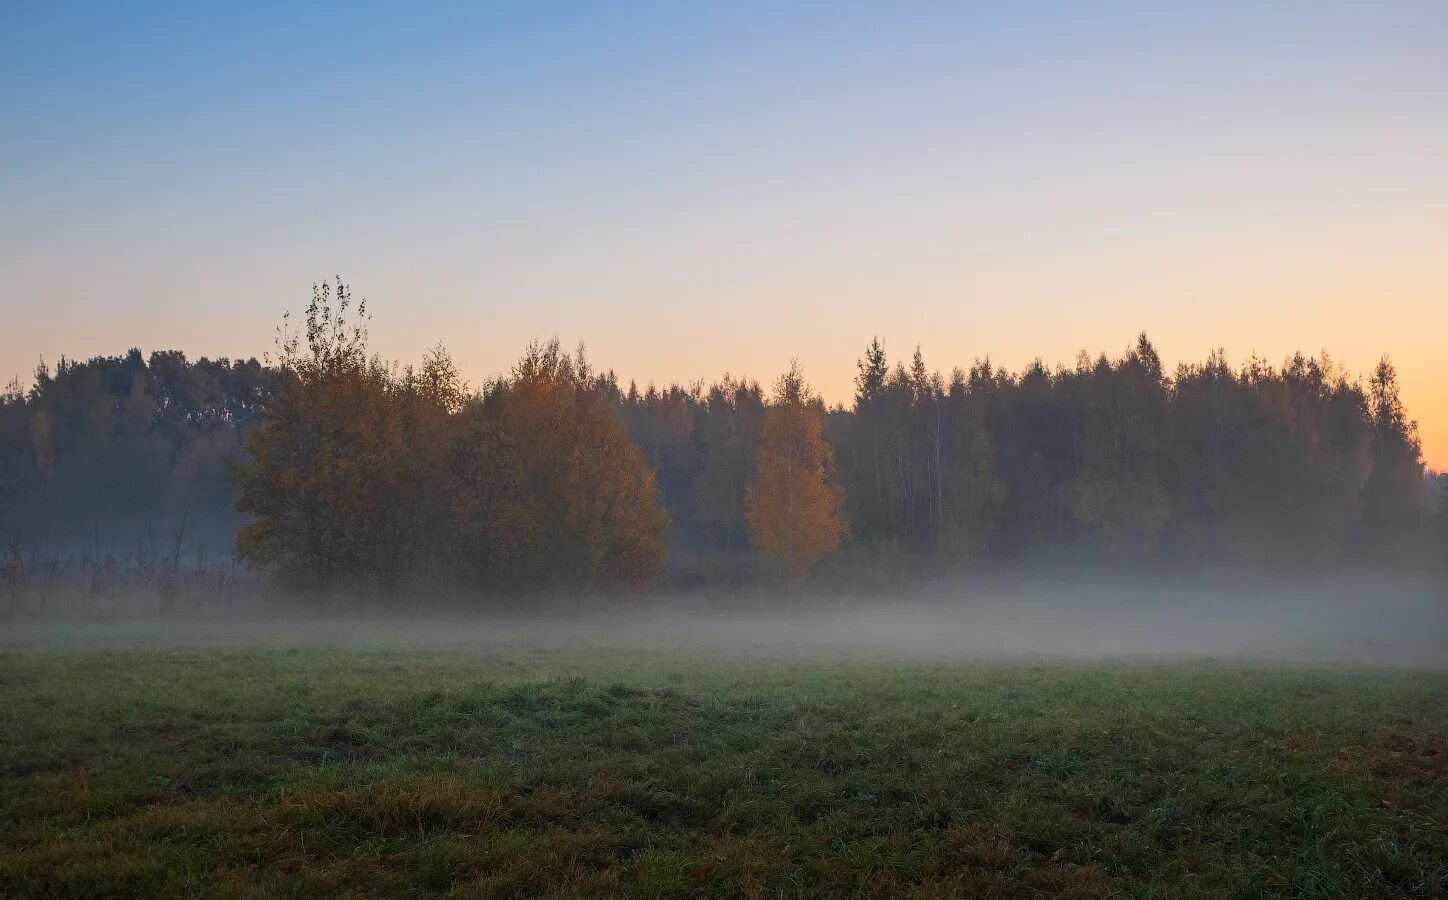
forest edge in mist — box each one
[1,277,1444,612]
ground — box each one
[1,622,1445,898]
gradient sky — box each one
[3,2,1445,467]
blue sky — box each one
[3,2,1446,463]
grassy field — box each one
[2,627,1445,898]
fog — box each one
[6,573,1444,670]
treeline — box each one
[229,281,846,592]
[0,347,271,557]
[1,278,1443,604]
[627,336,1437,574]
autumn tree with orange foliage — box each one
[745,361,846,575]
[234,284,669,598]
[234,278,406,589]
[452,340,669,589]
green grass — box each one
[1,634,1445,898]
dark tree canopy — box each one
[0,348,271,558]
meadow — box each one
[2,620,1445,898]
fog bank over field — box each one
[7,575,1444,670]
[770,578,1447,668]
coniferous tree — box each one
[690,376,764,551]
[1356,357,1428,556]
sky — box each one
[2,2,1445,467]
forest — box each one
[1,278,1443,607]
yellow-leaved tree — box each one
[234,278,405,590]
[745,361,846,575]
[451,340,669,589]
